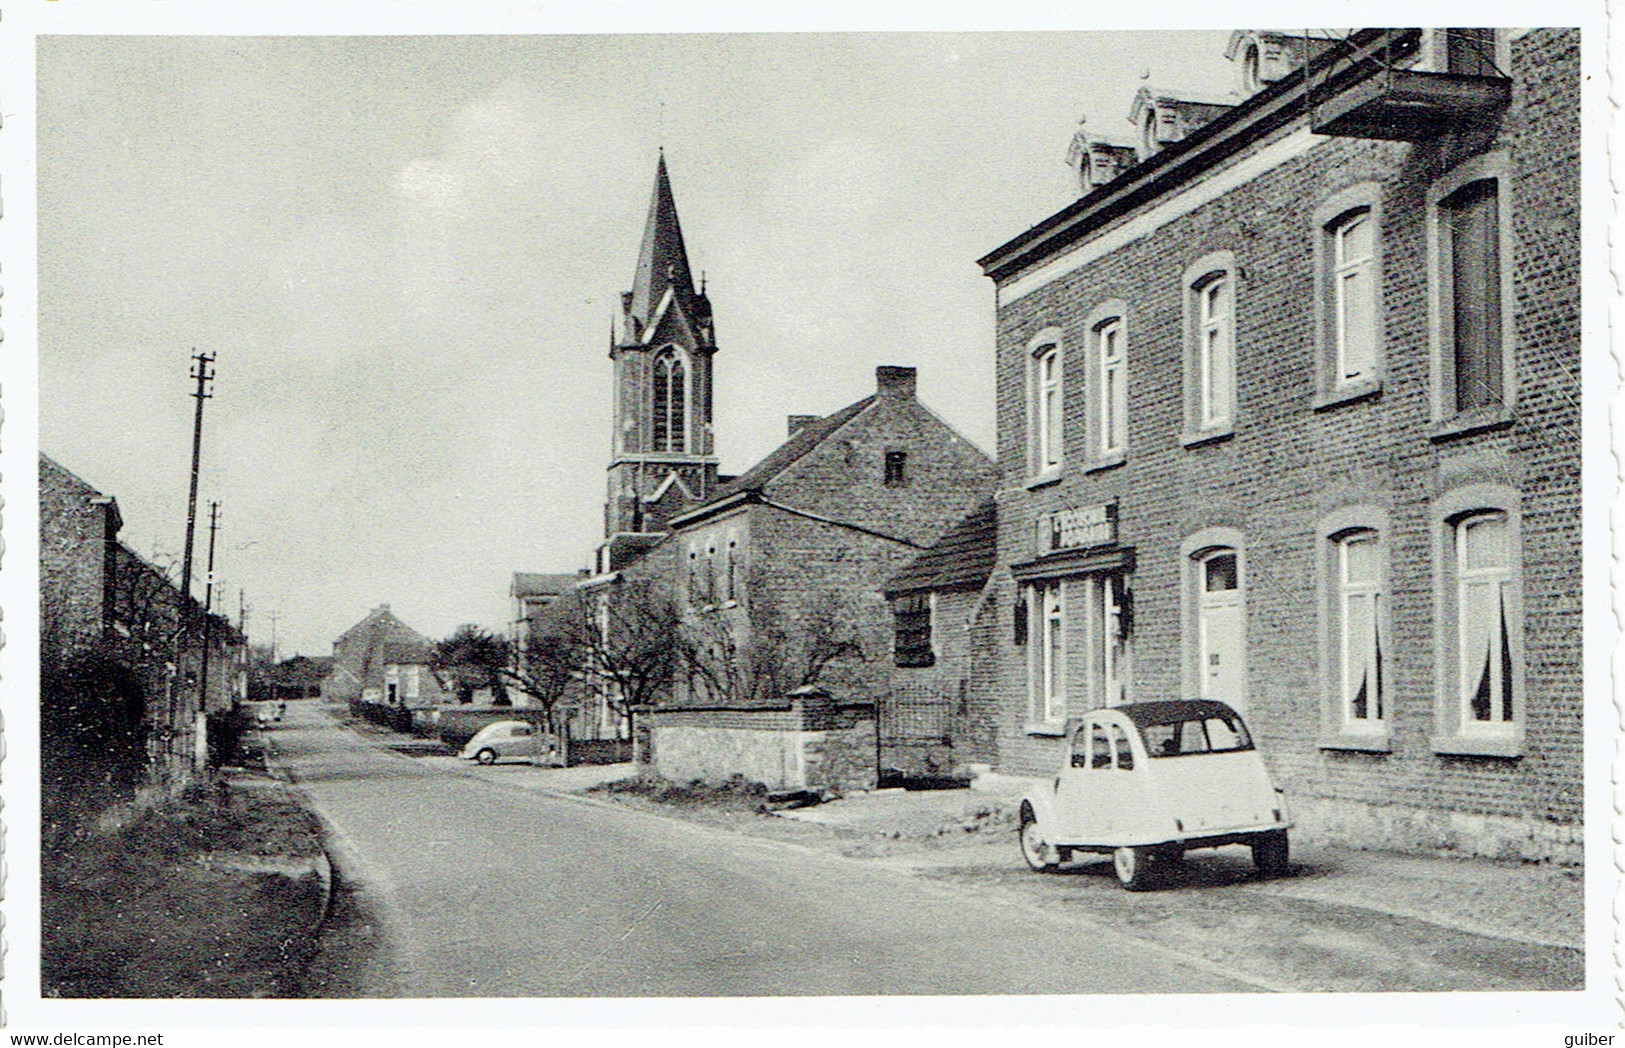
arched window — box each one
[652,348,688,452]
[1430,484,1524,757]
[1182,252,1239,442]
[1028,333,1064,477]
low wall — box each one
[419,705,549,748]
[567,738,632,766]
[647,693,876,793]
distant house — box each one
[510,571,581,650]
[270,654,332,702]
[326,604,447,711]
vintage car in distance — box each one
[459,719,559,766]
[1018,699,1291,890]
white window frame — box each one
[1456,513,1514,733]
[1427,152,1516,434]
[1098,320,1126,457]
[1182,252,1238,444]
[1312,183,1386,408]
[1338,532,1384,729]
[1430,483,1525,757]
[1026,328,1065,482]
[1027,581,1067,729]
[1316,508,1392,751]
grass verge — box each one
[42,778,327,998]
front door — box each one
[1198,550,1245,711]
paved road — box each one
[271,703,1257,996]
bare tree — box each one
[546,579,678,739]
[500,631,582,736]
[681,586,864,707]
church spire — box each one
[628,152,697,327]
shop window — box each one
[1431,485,1524,757]
[1429,154,1514,433]
[893,593,934,668]
[1026,581,1067,728]
[1182,253,1238,444]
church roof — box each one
[629,153,700,327]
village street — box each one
[270,702,1581,997]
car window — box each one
[1091,726,1113,769]
[1111,725,1135,770]
[1069,725,1091,768]
[514,725,533,736]
[1203,715,1249,751]
[1141,713,1255,756]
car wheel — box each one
[1019,808,1060,872]
[1113,845,1160,891]
[1252,830,1289,878]
[475,748,497,765]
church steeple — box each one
[603,153,719,546]
[628,152,698,328]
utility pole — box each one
[168,349,215,786]
[199,501,220,728]
[270,610,280,665]
[179,349,216,602]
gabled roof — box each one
[511,572,578,600]
[629,153,698,327]
[709,395,876,502]
[381,639,433,665]
[885,497,998,596]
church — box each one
[574,153,996,791]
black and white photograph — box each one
[4,1,1615,1037]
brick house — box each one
[326,603,446,711]
[639,364,997,790]
[967,28,1579,860]
[40,453,245,793]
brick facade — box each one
[974,29,1580,860]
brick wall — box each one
[40,454,112,661]
[979,30,1580,855]
[884,587,982,776]
[764,386,996,550]
[647,694,877,792]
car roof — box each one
[1115,700,1243,728]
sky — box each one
[37,31,1238,657]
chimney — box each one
[876,365,917,399]
[788,414,820,437]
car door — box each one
[1056,717,1120,844]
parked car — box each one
[459,719,558,766]
[1017,699,1291,890]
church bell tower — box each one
[604,152,718,544]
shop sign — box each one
[1038,500,1117,553]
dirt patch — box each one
[42,780,327,998]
